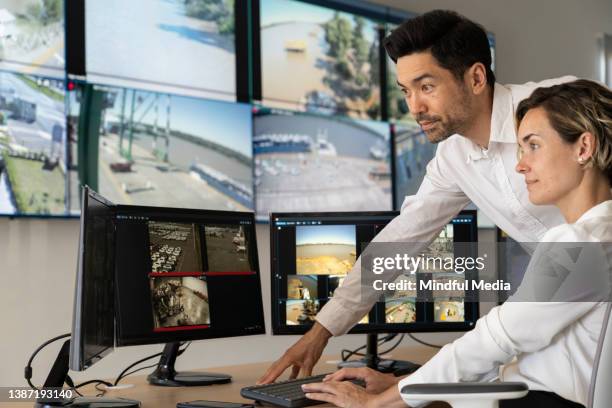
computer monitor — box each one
[69,187,116,372]
[112,201,265,386]
[270,210,478,371]
[496,228,531,304]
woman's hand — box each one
[302,381,375,408]
[323,367,398,394]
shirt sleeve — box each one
[316,143,471,336]
[397,301,599,407]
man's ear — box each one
[465,63,488,95]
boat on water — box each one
[253,133,312,154]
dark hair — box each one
[383,10,495,88]
[516,79,612,184]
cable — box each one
[407,333,442,349]
[113,342,191,386]
[340,334,397,361]
[25,333,71,390]
[379,334,405,355]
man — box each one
[258,8,572,387]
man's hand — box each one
[324,367,398,394]
[257,322,332,384]
[302,381,374,408]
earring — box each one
[578,157,585,164]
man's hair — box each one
[516,79,612,184]
[383,10,495,88]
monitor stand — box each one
[33,340,140,408]
[337,334,421,376]
[147,342,232,387]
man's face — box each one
[396,51,474,143]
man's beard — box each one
[417,91,473,144]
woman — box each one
[302,79,612,408]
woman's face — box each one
[515,107,583,206]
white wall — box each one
[2,0,611,388]
[371,0,612,84]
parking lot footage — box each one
[148,221,203,273]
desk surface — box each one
[4,345,447,407]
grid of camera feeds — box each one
[147,220,255,332]
[0,1,495,219]
[271,212,478,334]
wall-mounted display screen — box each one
[0,71,66,215]
[260,0,381,119]
[393,120,436,209]
[254,106,392,220]
[0,0,65,78]
[71,82,253,212]
[85,0,236,99]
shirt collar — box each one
[466,83,517,163]
[576,200,612,224]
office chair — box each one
[400,303,612,408]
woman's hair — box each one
[516,79,612,183]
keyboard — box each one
[240,374,364,408]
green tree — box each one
[42,0,62,23]
[184,0,234,35]
[324,12,353,59]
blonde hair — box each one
[516,79,612,183]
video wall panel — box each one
[253,106,392,220]
[260,0,382,119]
[85,0,236,100]
[0,0,65,78]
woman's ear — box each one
[576,131,597,163]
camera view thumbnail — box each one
[204,224,253,272]
[148,221,203,273]
[150,276,210,330]
[295,224,356,275]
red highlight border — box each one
[153,325,210,332]
[148,271,256,277]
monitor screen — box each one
[393,121,436,209]
[114,205,265,346]
[85,0,236,100]
[260,0,382,119]
[0,0,65,78]
[270,210,478,334]
[0,71,66,216]
[68,81,253,213]
[69,187,115,371]
[254,106,392,220]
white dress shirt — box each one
[398,200,612,407]
[316,76,575,336]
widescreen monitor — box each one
[254,106,392,220]
[85,0,236,99]
[270,210,479,335]
[259,0,382,119]
[0,0,65,78]
[0,70,67,216]
[113,203,265,346]
[68,81,253,213]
